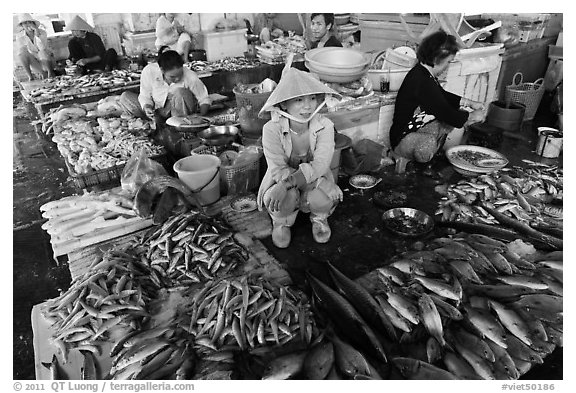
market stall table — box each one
[20,71,142,133]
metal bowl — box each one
[382,208,434,237]
[166,115,212,132]
[197,125,239,146]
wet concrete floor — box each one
[12,94,562,380]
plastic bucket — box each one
[331,133,352,179]
[536,127,563,158]
[486,101,525,132]
[173,155,221,206]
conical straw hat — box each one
[66,15,94,32]
[259,68,340,115]
[17,13,40,26]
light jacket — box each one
[16,29,50,60]
[138,63,211,110]
[257,114,335,208]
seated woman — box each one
[257,65,343,248]
[119,47,210,122]
[15,13,55,81]
[309,13,342,49]
[389,30,484,174]
[66,15,118,74]
[155,13,192,62]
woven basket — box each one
[505,72,545,121]
[192,144,262,195]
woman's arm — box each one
[261,122,292,181]
[419,77,469,129]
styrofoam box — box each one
[199,28,247,62]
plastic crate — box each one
[192,144,262,195]
[65,152,167,190]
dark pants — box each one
[119,88,199,120]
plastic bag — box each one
[341,139,386,175]
[121,149,168,195]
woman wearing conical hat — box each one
[66,15,118,74]
[257,59,343,248]
[15,13,55,80]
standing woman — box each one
[309,13,342,49]
[155,13,193,62]
[257,66,343,248]
[120,48,210,121]
[389,30,484,173]
[66,15,118,74]
[15,13,54,80]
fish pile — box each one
[40,189,142,250]
[28,70,141,101]
[436,162,562,226]
[40,249,159,364]
[178,275,318,356]
[185,57,261,73]
[51,116,162,175]
[108,324,195,380]
[128,211,250,287]
[371,234,563,380]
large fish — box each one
[487,300,532,346]
[448,260,483,284]
[485,339,520,380]
[428,293,463,321]
[496,275,549,290]
[307,273,387,362]
[513,307,548,342]
[442,351,482,380]
[483,252,514,275]
[385,291,420,325]
[374,294,412,333]
[448,328,495,363]
[504,333,543,364]
[327,261,398,341]
[261,351,307,380]
[417,293,446,347]
[426,337,443,364]
[465,284,536,300]
[463,306,507,348]
[450,340,496,380]
[331,334,377,379]
[413,276,460,302]
[541,323,563,347]
[392,357,458,380]
[303,340,334,380]
[513,294,563,314]
[377,266,408,286]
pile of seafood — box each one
[27,70,141,101]
[127,211,250,287]
[436,161,562,250]
[297,234,562,380]
[51,116,162,175]
[185,57,261,74]
[256,36,307,64]
[436,161,562,224]
[40,249,160,366]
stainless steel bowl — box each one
[197,125,240,146]
[382,207,434,237]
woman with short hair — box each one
[389,30,484,173]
